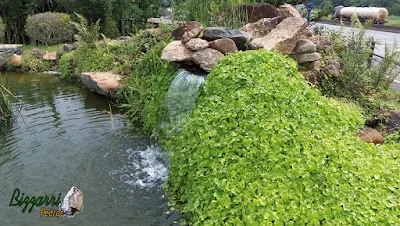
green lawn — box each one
[21,44,64,52]
[386,15,400,27]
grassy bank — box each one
[386,15,400,27]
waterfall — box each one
[158,69,206,137]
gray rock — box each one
[309,35,333,52]
[325,58,341,76]
[193,48,224,72]
[184,38,209,51]
[292,39,317,55]
[202,27,250,50]
[161,41,193,62]
[291,52,321,64]
[249,17,308,54]
[80,72,122,97]
[63,43,78,52]
[208,38,238,54]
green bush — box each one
[21,52,54,73]
[164,50,400,225]
[59,46,114,80]
[25,12,74,45]
[0,17,5,44]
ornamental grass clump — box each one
[166,50,400,225]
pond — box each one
[0,73,179,225]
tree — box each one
[104,0,120,38]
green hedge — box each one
[165,50,400,225]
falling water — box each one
[159,69,206,136]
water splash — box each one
[159,69,206,136]
[108,145,168,189]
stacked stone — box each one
[160,3,341,82]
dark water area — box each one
[0,73,179,226]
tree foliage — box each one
[104,0,120,39]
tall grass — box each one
[0,77,13,120]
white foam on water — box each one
[108,145,169,189]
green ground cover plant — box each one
[164,50,400,225]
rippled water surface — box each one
[0,73,178,226]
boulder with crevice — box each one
[241,17,283,39]
[80,72,122,97]
[249,17,307,54]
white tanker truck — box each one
[333,6,389,24]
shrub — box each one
[59,46,114,80]
[25,12,74,45]
[320,18,400,100]
[21,52,54,73]
[164,50,400,225]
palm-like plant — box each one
[71,14,101,47]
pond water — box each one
[0,73,179,226]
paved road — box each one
[316,23,400,91]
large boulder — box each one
[8,54,23,67]
[171,21,203,43]
[291,39,317,55]
[278,4,302,18]
[80,72,122,97]
[291,52,321,64]
[241,16,283,39]
[43,52,57,61]
[193,48,224,72]
[249,17,308,54]
[202,27,250,50]
[355,127,384,144]
[184,38,209,51]
[208,38,238,54]
[161,41,193,62]
[236,3,280,23]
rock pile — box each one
[161,4,341,83]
